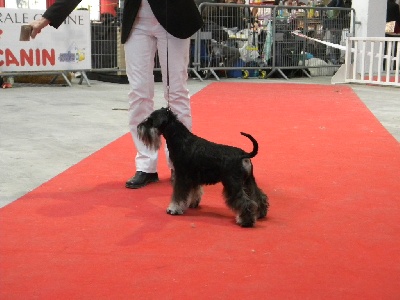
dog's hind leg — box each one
[258,192,268,219]
[188,185,203,208]
[235,193,258,227]
[222,179,258,227]
[244,175,269,219]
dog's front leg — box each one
[188,186,203,208]
[166,182,191,215]
[166,201,186,215]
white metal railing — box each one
[344,37,400,87]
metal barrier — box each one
[87,3,354,81]
[89,14,204,81]
[195,3,354,80]
[91,20,118,70]
[1,5,355,85]
[343,37,400,87]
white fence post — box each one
[344,37,400,87]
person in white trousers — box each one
[125,3,192,187]
[29,0,203,189]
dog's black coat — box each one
[137,107,268,227]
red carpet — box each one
[1,82,400,299]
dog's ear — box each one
[165,107,173,117]
[165,107,178,120]
[160,107,172,119]
[142,117,152,126]
[151,108,170,131]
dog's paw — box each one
[189,202,199,209]
[188,186,203,208]
[188,195,201,208]
[257,209,267,219]
[166,202,184,215]
[236,215,256,228]
[166,208,184,215]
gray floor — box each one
[0,76,399,208]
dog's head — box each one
[137,107,173,151]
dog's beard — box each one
[137,126,162,151]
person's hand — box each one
[29,17,50,39]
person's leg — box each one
[155,25,192,169]
[156,32,192,130]
[124,19,159,187]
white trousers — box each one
[124,16,192,173]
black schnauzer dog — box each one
[137,107,268,227]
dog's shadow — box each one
[183,205,243,227]
[186,205,231,218]
[178,205,269,229]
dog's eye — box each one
[143,117,151,124]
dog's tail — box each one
[240,132,258,158]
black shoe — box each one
[125,171,159,189]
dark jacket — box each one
[43,0,203,44]
[387,0,400,33]
[387,0,400,23]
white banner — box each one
[0,8,91,72]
